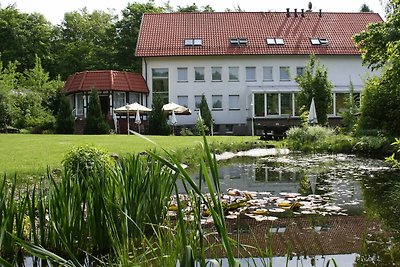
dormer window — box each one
[310,37,329,45]
[266,38,285,45]
[230,37,248,46]
[184,38,202,46]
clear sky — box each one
[0,0,386,24]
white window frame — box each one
[177,67,188,82]
[263,66,273,82]
[229,66,239,81]
[229,95,240,110]
[245,66,256,82]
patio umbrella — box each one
[170,110,177,135]
[308,98,318,124]
[135,109,141,133]
[162,102,191,115]
[114,102,152,115]
[112,110,118,133]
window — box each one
[267,93,279,115]
[76,93,84,116]
[229,95,240,110]
[184,38,202,46]
[230,37,248,45]
[194,67,205,81]
[296,67,305,77]
[266,38,284,45]
[229,67,239,81]
[211,67,222,81]
[226,124,234,133]
[177,67,188,82]
[194,95,202,110]
[152,68,169,104]
[310,38,329,45]
[246,67,256,81]
[279,66,290,81]
[335,93,349,115]
[263,66,273,81]
[129,92,140,104]
[281,93,292,115]
[254,94,265,117]
[177,95,188,108]
[113,92,126,110]
[212,95,223,109]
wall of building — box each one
[143,54,375,134]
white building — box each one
[136,10,382,135]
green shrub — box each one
[62,145,114,178]
[352,136,391,156]
[180,127,194,136]
[84,89,110,135]
[286,125,334,152]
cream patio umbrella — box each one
[115,102,151,135]
[135,109,141,133]
[162,102,191,115]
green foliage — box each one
[55,94,74,134]
[286,125,335,152]
[115,2,163,72]
[386,138,400,168]
[354,1,400,136]
[360,3,373,12]
[199,94,213,134]
[62,145,114,177]
[195,118,209,136]
[295,54,333,125]
[84,89,110,134]
[148,95,170,135]
[340,81,359,134]
[0,91,11,128]
[179,127,194,136]
[358,72,400,136]
[177,3,215,12]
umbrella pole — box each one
[127,109,130,135]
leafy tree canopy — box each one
[295,54,333,126]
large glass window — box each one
[211,67,222,81]
[263,66,273,81]
[246,67,256,81]
[76,93,84,116]
[229,67,239,81]
[229,95,240,110]
[113,92,126,109]
[177,67,188,82]
[281,93,292,115]
[177,95,188,108]
[279,66,290,81]
[267,93,279,115]
[254,94,265,117]
[152,68,169,104]
[194,67,205,81]
[129,92,140,104]
[212,95,223,109]
[194,95,202,110]
[336,93,349,115]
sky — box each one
[1,0,386,24]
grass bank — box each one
[0,134,263,176]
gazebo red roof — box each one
[64,70,148,94]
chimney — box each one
[319,9,322,17]
[301,9,305,17]
[286,8,290,17]
[294,8,298,17]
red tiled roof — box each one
[64,70,148,94]
[136,12,383,57]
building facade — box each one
[136,11,383,135]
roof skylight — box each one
[184,38,203,46]
[266,38,285,45]
[230,37,248,46]
[310,38,329,45]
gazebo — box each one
[64,70,149,133]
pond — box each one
[179,152,399,266]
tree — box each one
[54,9,117,79]
[199,94,213,135]
[148,95,170,135]
[84,89,110,134]
[340,81,359,134]
[55,94,75,134]
[0,5,54,75]
[115,1,163,72]
[295,54,333,125]
[177,3,214,12]
[354,0,400,135]
[360,3,373,12]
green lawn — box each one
[0,134,259,176]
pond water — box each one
[181,152,399,266]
